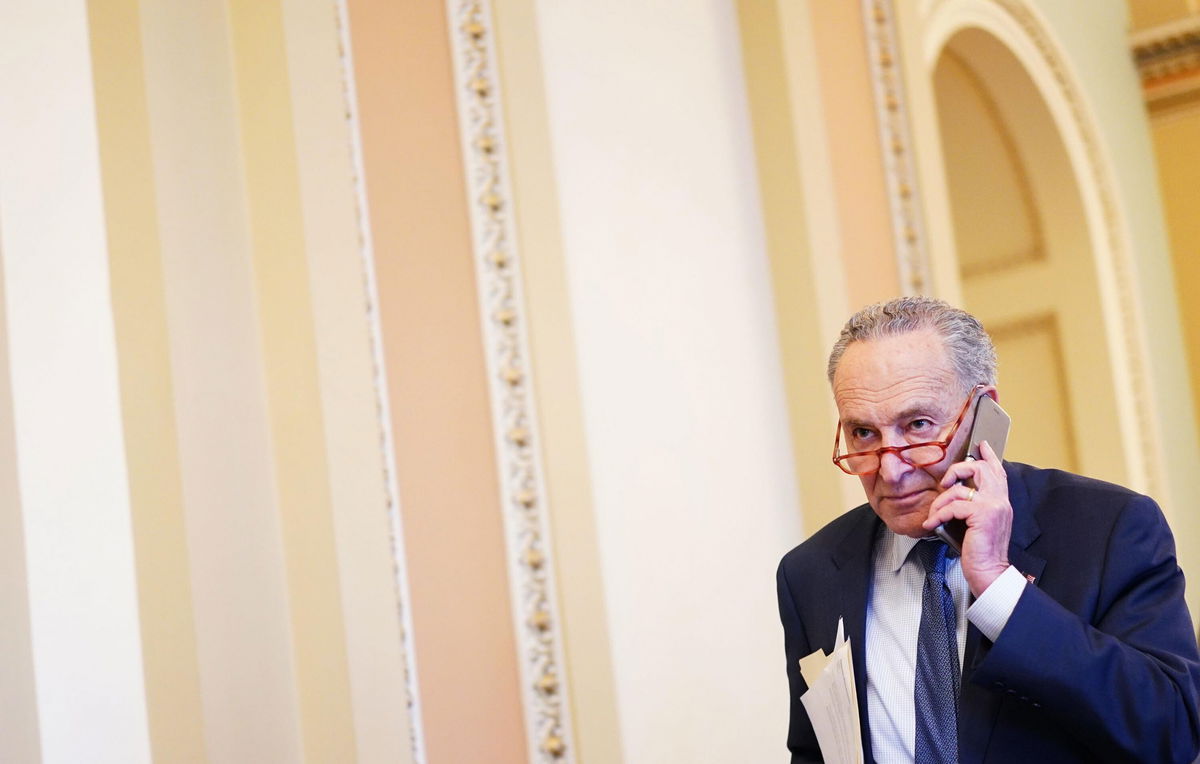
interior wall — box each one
[280,0,417,759]
[933,30,1128,485]
[532,2,803,761]
[1129,0,1198,28]
[0,268,40,764]
[1151,112,1200,471]
[88,0,208,759]
[735,0,863,539]
[344,0,528,761]
[1,1,427,761]
[1008,0,1200,620]
[1135,4,1200,626]
[228,2,361,758]
[492,2,624,760]
[3,2,1199,763]
[139,2,309,758]
[0,3,152,762]
[915,0,1200,621]
[1134,4,1200,562]
[1033,0,1200,528]
[804,1,900,308]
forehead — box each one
[832,329,959,420]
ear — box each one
[982,385,999,403]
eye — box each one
[850,426,876,442]
[908,418,934,432]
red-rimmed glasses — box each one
[832,384,984,476]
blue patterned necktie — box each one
[913,539,960,763]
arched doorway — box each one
[931,27,1127,484]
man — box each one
[777,296,1200,762]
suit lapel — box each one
[963,463,1045,665]
[1005,461,1045,586]
[960,463,1046,763]
[828,470,1048,763]
[831,506,881,763]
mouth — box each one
[880,488,933,510]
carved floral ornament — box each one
[862,0,931,295]
[446,1,575,762]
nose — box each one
[877,448,913,483]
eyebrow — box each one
[841,402,945,429]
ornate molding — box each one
[445,2,575,762]
[333,1,426,760]
[1130,16,1200,116]
[986,0,1163,500]
[862,0,934,296]
[878,0,1163,498]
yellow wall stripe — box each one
[227,0,358,759]
[87,1,208,760]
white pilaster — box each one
[0,3,151,762]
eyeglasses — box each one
[831,384,984,476]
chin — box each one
[898,524,930,539]
[878,512,931,539]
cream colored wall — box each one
[228,2,360,758]
[531,2,803,761]
[0,1,425,761]
[735,0,864,539]
[933,30,1129,485]
[0,269,40,763]
[1038,0,1200,494]
[805,1,902,307]
[0,3,152,761]
[89,1,208,759]
[1136,2,1200,627]
[1005,0,1200,618]
[1130,0,1200,27]
[139,2,309,758]
[1152,113,1200,467]
[344,1,527,761]
[4,2,1199,763]
[280,0,417,760]
[899,0,1200,621]
[492,3,624,761]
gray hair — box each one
[826,296,997,389]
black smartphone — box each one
[934,395,1011,553]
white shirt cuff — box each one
[966,565,1027,642]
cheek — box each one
[858,473,876,495]
[925,455,953,484]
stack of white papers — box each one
[797,618,863,764]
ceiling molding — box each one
[1131,15,1200,116]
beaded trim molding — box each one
[862,0,934,296]
[445,2,575,761]
[334,0,426,759]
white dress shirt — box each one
[865,526,1027,763]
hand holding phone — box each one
[934,395,1011,553]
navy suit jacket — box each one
[777,462,1200,763]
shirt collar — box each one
[878,527,924,574]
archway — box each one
[932,27,1127,484]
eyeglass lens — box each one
[839,443,946,475]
